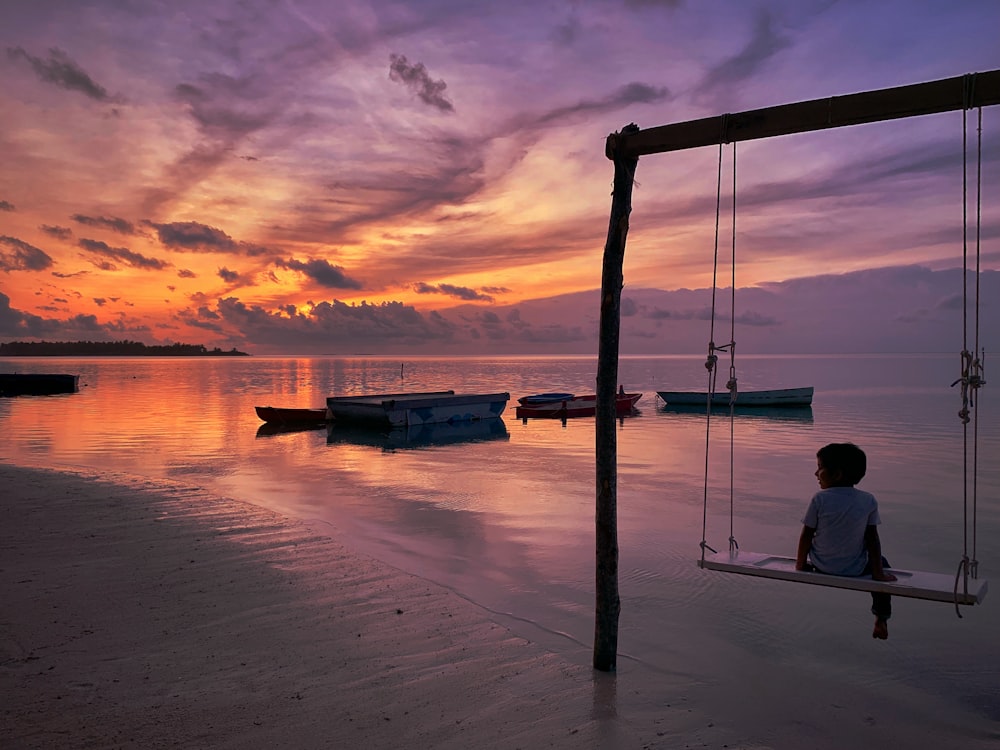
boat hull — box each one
[656,387,813,407]
[255,406,329,424]
[325,391,509,428]
[0,373,79,397]
[515,393,642,419]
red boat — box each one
[255,406,330,424]
[514,392,642,419]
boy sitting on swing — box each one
[795,442,897,640]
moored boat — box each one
[325,390,509,428]
[515,392,642,419]
[656,386,813,407]
[255,406,330,424]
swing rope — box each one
[951,78,986,616]
[700,123,738,564]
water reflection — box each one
[325,417,510,451]
[658,403,814,424]
[256,421,329,438]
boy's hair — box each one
[817,442,867,485]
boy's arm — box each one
[795,525,815,570]
[864,525,897,582]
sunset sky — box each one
[1,0,998,355]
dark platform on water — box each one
[0,373,80,397]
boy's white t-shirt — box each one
[802,486,881,576]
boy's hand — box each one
[872,570,897,582]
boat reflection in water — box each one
[326,417,509,451]
[658,403,814,424]
[255,420,329,438]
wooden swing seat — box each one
[700,550,988,605]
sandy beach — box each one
[0,464,727,749]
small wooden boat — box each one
[255,406,330,424]
[656,386,813,407]
[0,373,79,396]
[515,392,642,419]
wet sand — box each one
[0,464,722,749]
[6,463,996,749]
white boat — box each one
[656,386,813,407]
[325,390,509,427]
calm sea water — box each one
[2,354,998,744]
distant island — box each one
[0,340,250,357]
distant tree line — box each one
[0,340,250,356]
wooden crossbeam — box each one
[614,69,1000,157]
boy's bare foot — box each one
[872,618,889,640]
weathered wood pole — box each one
[593,123,640,672]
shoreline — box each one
[0,463,706,748]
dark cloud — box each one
[0,290,112,338]
[0,290,46,335]
[78,238,170,270]
[210,296,458,351]
[72,214,140,235]
[389,54,454,112]
[177,269,197,278]
[0,201,14,211]
[275,258,363,289]
[150,221,271,256]
[40,224,72,239]
[93,298,106,306]
[217,267,241,283]
[7,46,117,102]
[152,221,237,251]
[0,236,54,271]
[413,282,493,301]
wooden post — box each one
[593,123,639,672]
